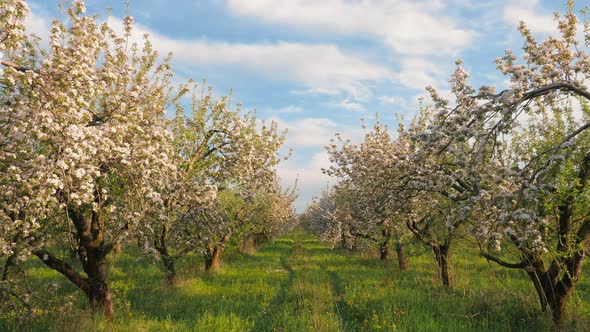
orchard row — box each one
[301,2,590,325]
[0,0,296,318]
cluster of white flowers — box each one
[1,0,295,313]
[306,2,590,305]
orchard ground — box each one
[3,231,589,331]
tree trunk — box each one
[34,247,113,317]
[239,234,256,255]
[2,253,17,281]
[112,242,121,255]
[252,234,263,249]
[205,245,222,271]
[525,267,549,314]
[527,268,570,324]
[537,149,590,324]
[548,289,570,325]
[432,244,450,286]
[205,231,232,272]
[341,235,352,250]
[380,239,391,260]
[30,191,118,316]
[161,253,176,284]
[396,244,407,271]
[482,249,585,325]
[526,251,584,324]
[84,248,113,317]
[155,224,176,283]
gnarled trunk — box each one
[395,244,407,271]
[380,239,391,261]
[161,255,176,283]
[526,151,590,324]
[2,252,17,281]
[84,248,113,316]
[432,244,450,286]
[32,203,116,317]
[34,246,113,317]
[112,242,121,255]
[154,224,177,283]
[205,245,222,271]
[341,234,354,250]
[482,249,585,325]
[525,251,584,324]
[205,231,232,272]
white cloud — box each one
[503,0,556,34]
[272,116,366,211]
[25,4,52,48]
[396,58,448,91]
[26,9,440,101]
[272,117,345,148]
[378,96,397,104]
[278,151,334,211]
[335,99,366,112]
[107,17,392,101]
[278,152,333,187]
[503,0,587,45]
[226,0,474,56]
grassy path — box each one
[4,231,589,331]
[253,235,344,331]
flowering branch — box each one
[0,59,36,73]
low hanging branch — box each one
[0,59,38,73]
[481,252,526,269]
[32,249,89,293]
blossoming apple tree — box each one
[146,82,288,280]
[324,122,414,268]
[1,0,182,316]
[412,2,590,322]
[238,177,298,254]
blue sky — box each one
[26,0,584,211]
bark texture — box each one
[205,231,232,272]
[432,244,450,286]
[396,244,408,271]
[380,239,391,261]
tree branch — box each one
[520,82,590,102]
[526,122,590,182]
[481,252,526,269]
[32,248,89,294]
[0,59,37,73]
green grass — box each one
[2,231,589,331]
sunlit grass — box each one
[2,231,589,331]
